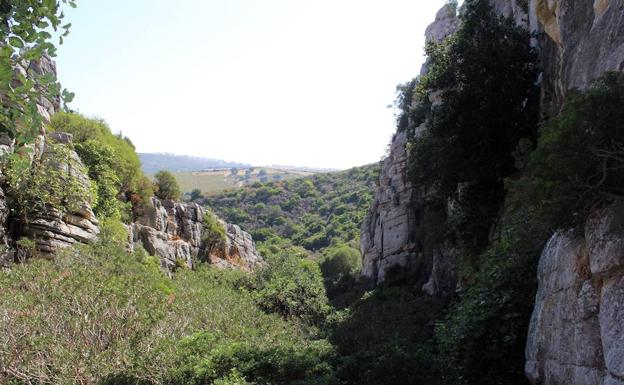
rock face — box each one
[19,133,100,257]
[530,0,624,113]
[523,1,624,382]
[360,130,417,284]
[526,204,624,385]
[128,197,263,272]
[360,4,459,292]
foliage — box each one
[202,209,227,251]
[49,112,152,199]
[0,221,335,385]
[410,0,539,256]
[154,170,182,201]
[320,244,361,283]
[430,74,624,385]
[251,252,330,326]
[4,140,94,220]
[0,0,75,145]
[328,284,448,385]
[206,164,379,255]
[507,72,624,230]
[74,139,126,219]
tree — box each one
[190,188,204,201]
[153,170,181,201]
[410,0,539,254]
[0,0,76,145]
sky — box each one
[55,0,452,170]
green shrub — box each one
[320,244,361,283]
[154,170,182,201]
[253,253,330,326]
[49,112,150,200]
[0,219,335,385]
[507,72,624,230]
[203,209,227,250]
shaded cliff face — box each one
[531,0,624,114]
[128,197,263,272]
[524,1,624,383]
[526,205,624,385]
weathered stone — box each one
[18,135,100,257]
[129,197,263,272]
[361,4,460,292]
[531,0,624,113]
[526,204,624,385]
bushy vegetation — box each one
[49,112,153,221]
[205,164,378,255]
[410,0,539,257]
[202,209,227,251]
[154,170,182,201]
[0,223,335,385]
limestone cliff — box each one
[360,4,459,293]
[0,56,99,264]
[526,205,624,385]
[128,197,263,272]
[531,0,624,115]
[524,1,624,383]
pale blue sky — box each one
[56,1,451,169]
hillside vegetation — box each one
[2,1,624,385]
[205,164,378,254]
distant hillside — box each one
[204,163,380,252]
[139,153,250,174]
[174,167,317,195]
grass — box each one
[173,167,317,195]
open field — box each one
[173,167,317,195]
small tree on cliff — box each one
[153,171,181,201]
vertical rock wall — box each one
[525,1,624,383]
[530,0,624,115]
[360,4,460,292]
[526,205,624,385]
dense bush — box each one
[329,285,448,385]
[203,209,227,251]
[251,252,331,326]
[206,164,378,256]
[507,72,624,230]
[154,170,182,201]
[49,112,154,220]
[409,0,539,256]
[0,222,335,385]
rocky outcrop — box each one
[11,54,60,124]
[360,4,459,292]
[128,197,263,272]
[526,204,624,385]
[19,133,100,257]
[530,0,624,114]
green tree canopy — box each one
[154,170,181,201]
